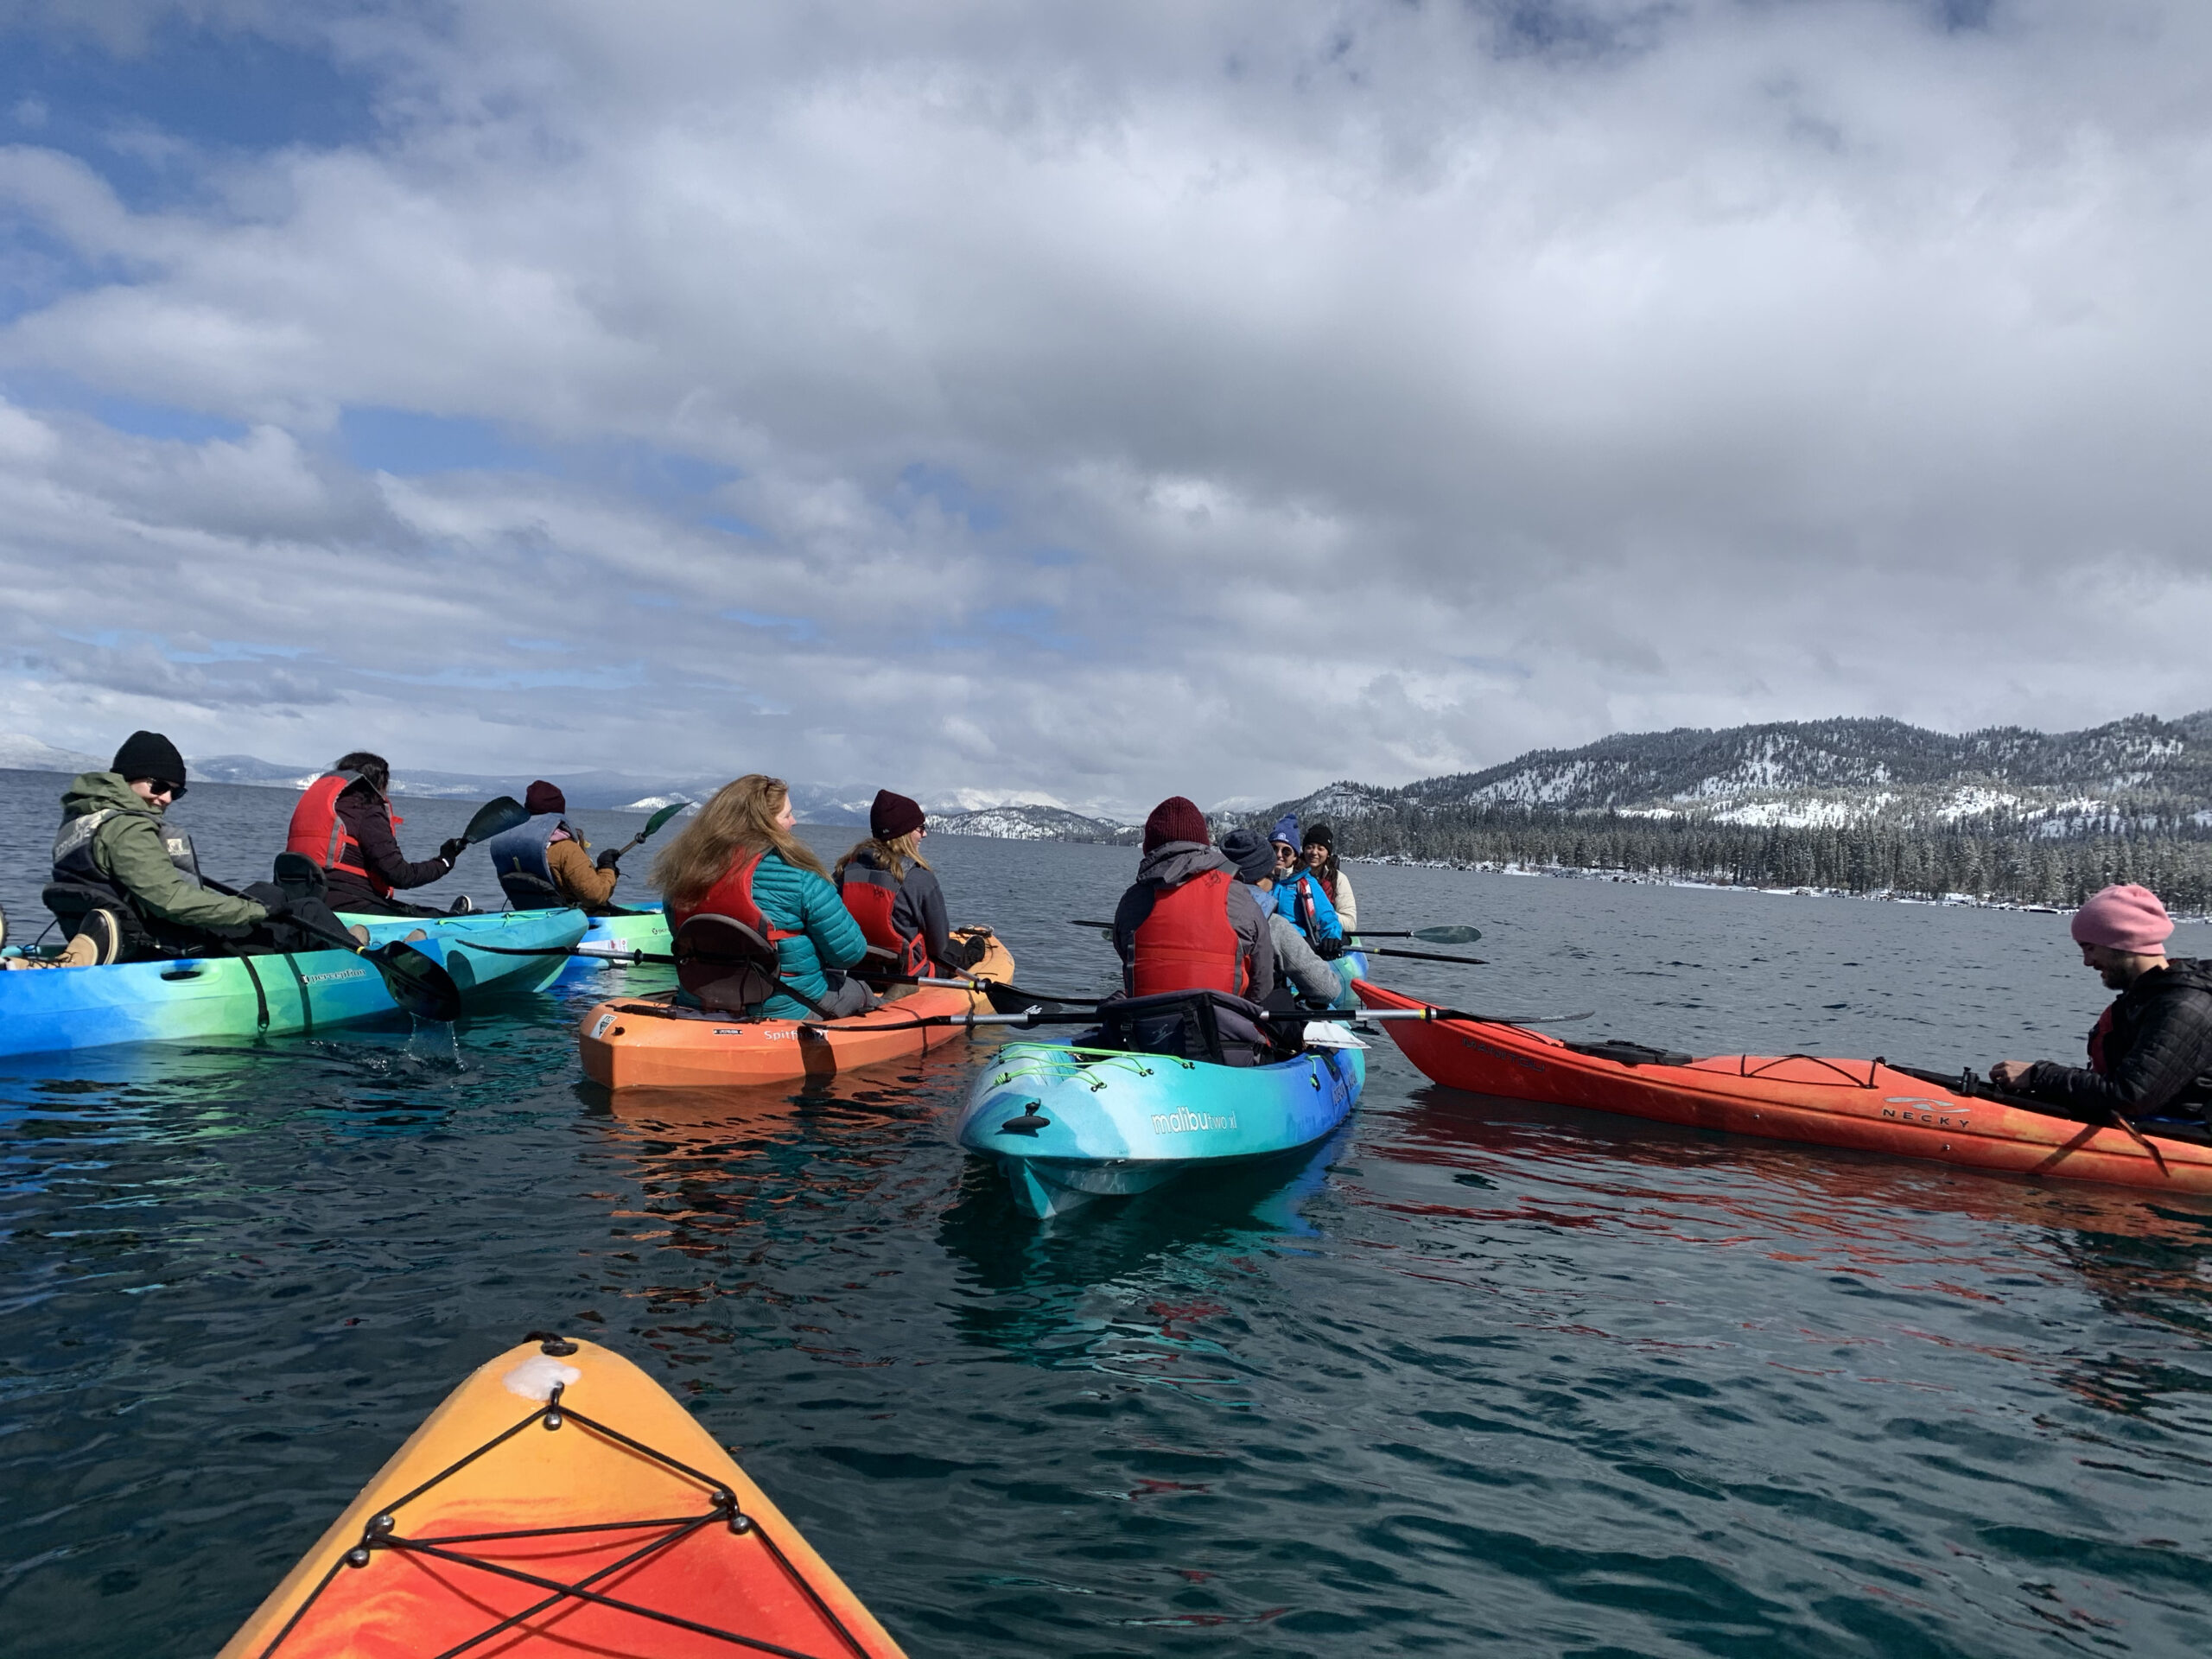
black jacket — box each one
[323,784,452,912]
[2026,957,2212,1121]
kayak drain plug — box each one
[998,1101,1051,1136]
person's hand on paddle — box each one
[438,836,469,865]
[1990,1059,2033,1090]
[594,848,621,872]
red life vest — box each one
[840,861,928,977]
[1130,868,1246,997]
[2088,1003,2115,1074]
[666,847,801,946]
[283,772,402,898]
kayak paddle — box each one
[199,874,461,1021]
[1351,926,1483,945]
[461,795,531,847]
[1067,919,1482,966]
[607,800,688,862]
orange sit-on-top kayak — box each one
[219,1334,905,1658]
[1356,979,2212,1197]
[579,927,1014,1090]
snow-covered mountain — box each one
[0,734,104,773]
[933,804,1136,842]
[1268,711,2212,835]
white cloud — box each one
[1,0,2209,813]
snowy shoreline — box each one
[1346,853,2212,925]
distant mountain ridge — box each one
[933,804,1136,842]
[1266,711,2212,835]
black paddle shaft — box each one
[198,874,461,1022]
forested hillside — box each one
[1261,712,2212,911]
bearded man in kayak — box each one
[1111,798,1274,1001]
[1222,828,1351,1007]
[486,781,632,914]
[1992,885,2212,1126]
[39,731,351,964]
[652,773,874,1018]
[286,752,474,918]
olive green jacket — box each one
[57,772,266,928]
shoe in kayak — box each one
[0,909,586,1060]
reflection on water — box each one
[5,766,2212,1655]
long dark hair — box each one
[334,751,391,795]
[1304,823,1344,899]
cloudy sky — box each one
[3,1,2209,814]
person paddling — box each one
[1111,797,1274,1001]
[286,753,474,918]
[652,774,874,1019]
[36,731,351,964]
[487,781,634,915]
[1301,822,1357,933]
[1222,828,1351,1007]
[833,789,975,981]
[1991,885,2212,1127]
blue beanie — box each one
[1268,813,1300,848]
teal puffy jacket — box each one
[664,850,867,1019]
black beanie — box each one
[1303,822,1334,850]
[870,789,925,840]
[111,730,186,785]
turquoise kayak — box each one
[954,1025,1368,1220]
[0,909,587,1060]
[556,908,671,985]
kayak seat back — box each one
[671,913,781,1014]
[1082,988,1281,1068]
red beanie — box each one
[525,779,566,816]
[871,789,925,840]
[1142,796,1210,852]
[2070,884,2173,955]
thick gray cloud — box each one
[2,1,2209,813]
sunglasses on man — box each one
[139,779,188,800]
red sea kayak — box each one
[1355,979,2212,1197]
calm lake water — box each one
[3,769,2211,1656]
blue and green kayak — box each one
[954,1025,1369,1219]
[0,908,587,1060]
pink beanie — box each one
[2070,884,2173,954]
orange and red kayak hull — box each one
[1355,979,2212,1196]
[578,931,1015,1090]
[219,1337,904,1658]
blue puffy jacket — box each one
[663,850,867,1019]
[1272,869,1342,944]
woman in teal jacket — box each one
[652,774,872,1019]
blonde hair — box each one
[652,775,825,906]
[835,830,931,885]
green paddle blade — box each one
[463,795,531,845]
[642,801,688,837]
[1412,925,1482,945]
[366,941,461,1021]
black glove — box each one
[438,836,469,863]
[1313,934,1346,960]
[594,848,621,872]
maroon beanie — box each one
[1142,795,1210,853]
[871,788,925,840]
[2071,884,2173,954]
[525,780,566,816]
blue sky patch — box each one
[341,408,556,476]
